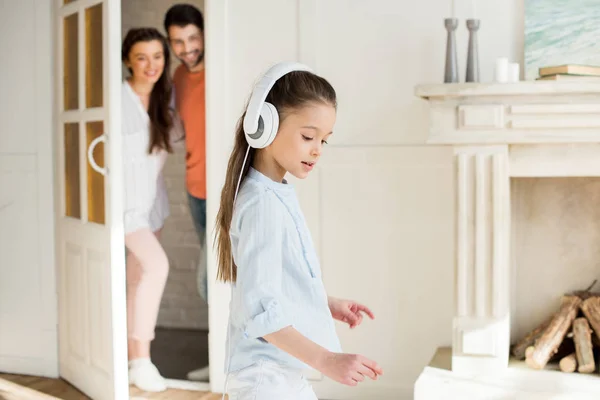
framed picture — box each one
[524,0,600,80]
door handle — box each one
[87,134,107,176]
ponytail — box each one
[214,113,255,282]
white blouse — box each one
[121,80,183,235]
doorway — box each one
[120,0,209,389]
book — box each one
[539,65,600,77]
[536,73,600,81]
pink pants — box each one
[125,228,169,341]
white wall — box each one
[0,0,57,377]
[121,0,208,330]
[206,0,525,398]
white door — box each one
[55,1,128,399]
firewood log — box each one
[573,317,595,373]
[559,352,577,373]
[581,297,600,342]
[525,346,534,359]
[526,295,581,370]
[512,315,553,360]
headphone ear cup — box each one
[260,102,279,147]
[246,102,279,149]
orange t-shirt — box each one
[173,65,206,199]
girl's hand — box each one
[328,297,375,329]
[318,352,383,386]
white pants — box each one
[227,360,318,400]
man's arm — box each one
[169,113,186,150]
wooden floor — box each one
[0,373,225,400]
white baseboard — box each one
[0,355,58,378]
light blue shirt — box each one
[226,167,342,373]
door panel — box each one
[64,122,82,219]
[63,12,79,112]
[85,3,104,108]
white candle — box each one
[472,0,477,18]
[451,0,456,18]
[508,63,520,82]
[495,58,509,83]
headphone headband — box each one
[243,62,313,140]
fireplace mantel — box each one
[417,81,600,99]
[415,82,600,145]
[414,82,600,399]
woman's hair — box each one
[215,70,337,283]
[122,28,173,154]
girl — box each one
[121,27,183,392]
[215,62,383,399]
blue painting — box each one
[525,0,600,80]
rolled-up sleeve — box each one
[234,191,293,339]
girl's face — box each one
[125,39,165,85]
[270,102,336,180]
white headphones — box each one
[243,61,313,149]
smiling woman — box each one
[121,28,173,153]
[119,0,210,392]
[120,26,179,393]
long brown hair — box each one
[122,28,174,154]
[215,70,337,283]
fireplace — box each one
[413,81,600,399]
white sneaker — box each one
[129,358,167,392]
[186,365,210,382]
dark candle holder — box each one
[444,18,459,83]
[465,19,480,82]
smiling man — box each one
[164,3,209,382]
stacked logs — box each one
[512,282,600,374]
